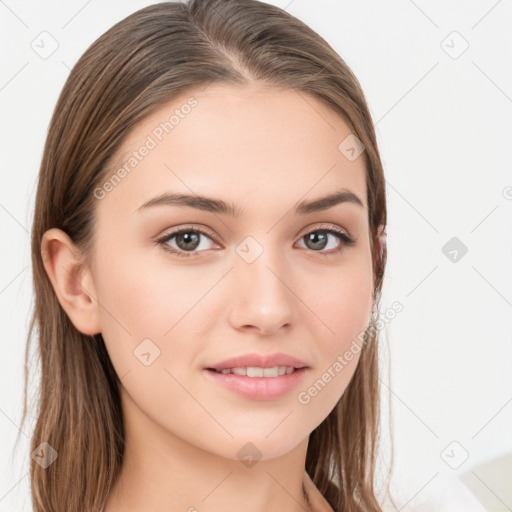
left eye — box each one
[296,228,354,254]
[156,226,355,258]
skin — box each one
[41,82,376,512]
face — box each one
[88,83,374,460]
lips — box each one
[203,360,309,400]
[205,352,309,372]
[213,366,296,377]
[204,352,310,399]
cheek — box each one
[93,248,212,373]
[92,253,209,428]
[91,247,164,364]
[94,241,187,330]
[306,260,374,347]
[295,260,373,409]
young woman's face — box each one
[90,83,374,460]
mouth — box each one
[206,365,304,377]
[203,365,309,400]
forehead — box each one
[97,83,367,218]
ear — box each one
[41,228,101,336]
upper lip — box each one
[206,352,309,371]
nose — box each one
[227,244,295,336]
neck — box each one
[103,386,316,512]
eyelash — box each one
[155,224,355,258]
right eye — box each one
[155,227,221,258]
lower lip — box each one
[203,368,309,400]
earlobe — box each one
[41,228,101,336]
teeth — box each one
[215,366,297,377]
[247,367,264,377]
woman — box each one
[21,1,390,510]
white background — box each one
[1,1,511,510]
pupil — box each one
[307,232,327,250]
[178,232,200,250]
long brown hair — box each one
[19,1,393,510]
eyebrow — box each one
[136,188,364,216]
